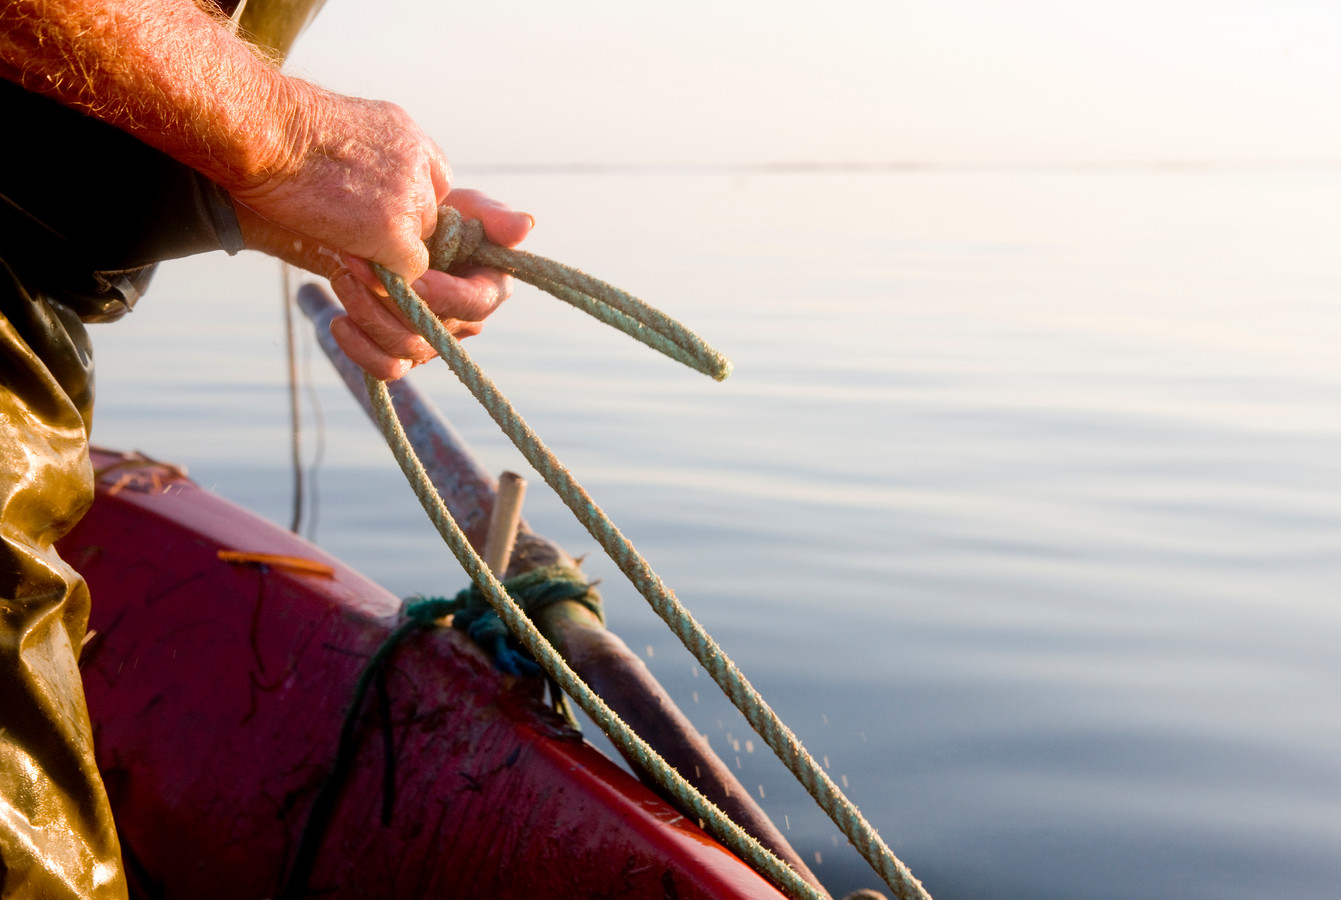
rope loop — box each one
[416,207,733,382]
[362,235,931,900]
[426,206,485,274]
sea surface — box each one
[89,170,1341,900]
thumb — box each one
[379,237,430,285]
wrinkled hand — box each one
[238,189,534,381]
[228,84,533,379]
[330,191,533,380]
[231,85,451,282]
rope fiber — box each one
[422,563,603,677]
[359,212,932,900]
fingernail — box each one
[524,213,536,229]
[411,279,428,295]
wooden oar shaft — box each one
[297,283,826,895]
[297,284,502,555]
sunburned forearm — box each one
[0,0,302,190]
[0,0,501,368]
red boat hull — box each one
[59,448,788,899]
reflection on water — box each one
[91,170,1341,899]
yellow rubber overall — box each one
[0,262,123,899]
[0,4,322,896]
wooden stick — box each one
[483,471,527,576]
[298,283,825,895]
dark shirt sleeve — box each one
[0,78,244,321]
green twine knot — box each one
[407,565,602,677]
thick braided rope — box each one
[370,262,931,900]
[362,373,823,900]
[427,208,732,381]
[526,272,710,372]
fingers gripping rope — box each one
[364,218,932,900]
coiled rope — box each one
[364,209,931,900]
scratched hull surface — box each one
[62,447,788,900]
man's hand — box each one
[239,189,534,381]
[1,0,532,379]
[229,85,453,284]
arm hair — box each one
[0,0,309,189]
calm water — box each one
[89,171,1341,900]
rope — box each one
[282,262,304,533]
[363,373,825,900]
[418,564,603,677]
[362,222,932,900]
[426,208,732,381]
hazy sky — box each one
[285,1,1341,166]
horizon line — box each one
[457,159,1341,175]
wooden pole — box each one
[482,472,527,575]
[297,283,828,896]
